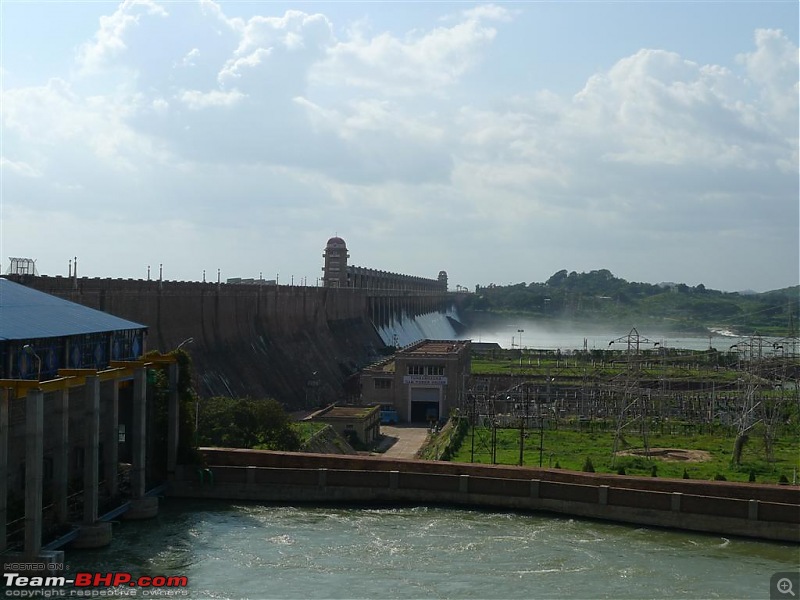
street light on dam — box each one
[177,337,194,350]
[23,344,41,381]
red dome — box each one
[326,236,347,247]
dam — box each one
[5,237,464,408]
[1,242,797,574]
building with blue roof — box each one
[0,277,147,380]
[0,278,176,557]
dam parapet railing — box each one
[169,450,800,543]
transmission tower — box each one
[609,327,657,464]
[467,379,499,463]
[729,336,766,465]
[6,257,38,276]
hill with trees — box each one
[462,269,798,336]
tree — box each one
[199,397,300,450]
[546,270,568,287]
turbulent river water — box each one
[64,500,798,600]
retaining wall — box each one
[168,449,800,543]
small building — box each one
[361,339,471,423]
[305,404,381,445]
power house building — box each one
[0,277,180,557]
[361,340,471,423]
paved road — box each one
[377,425,430,459]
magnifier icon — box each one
[778,578,796,597]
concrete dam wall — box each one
[11,275,458,407]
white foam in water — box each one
[376,307,463,346]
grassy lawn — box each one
[451,424,800,484]
[471,355,742,384]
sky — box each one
[1,1,798,293]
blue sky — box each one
[1,1,798,292]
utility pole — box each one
[470,391,476,463]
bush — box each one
[650,465,658,477]
[779,474,789,485]
[617,467,626,476]
[582,457,595,473]
[714,473,727,481]
[554,461,561,469]
[682,469,689,479]
[748,470,756,483]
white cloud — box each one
[178,88,245,109]
[76,0,168,73]
[737,28,799,119]
[311,5,509,95]
[217,48,272,84]
[233,10,332,57]
[0,157,42,178]
[2,77,173,179]
[1,2,796,292]
[175,48,201,68]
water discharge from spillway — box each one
[376,307,463,347]
[64,501,797,600]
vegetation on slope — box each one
[463,269,799,336]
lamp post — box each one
[174,337,196,445]
[177,337,194,350]
[518,329,524,366]
[194,389,201,448]
[23,344,41,381]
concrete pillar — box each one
[167,363,179,476]
[530,479,540,499]
[83,376,100,525]
[102,380,119,498]
[0,388,9,552]
[52,389,69,524]
[459,474,469,494]
[598,485,609,506]
[671,492,682,512]
[72,522,112,549]
[25,389,44,558]
[748,499,759,520]
[132,367,147,497]
[247,466,257,485]
[123,496,158,520]
[146,370,156,487]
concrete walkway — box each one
[376,425,430,459]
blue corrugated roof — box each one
[0,278,146,340]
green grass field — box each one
[450,424,800,484]
[471,355,741,384]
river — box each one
[64,500,798,599]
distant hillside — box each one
[464,270,799,336]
